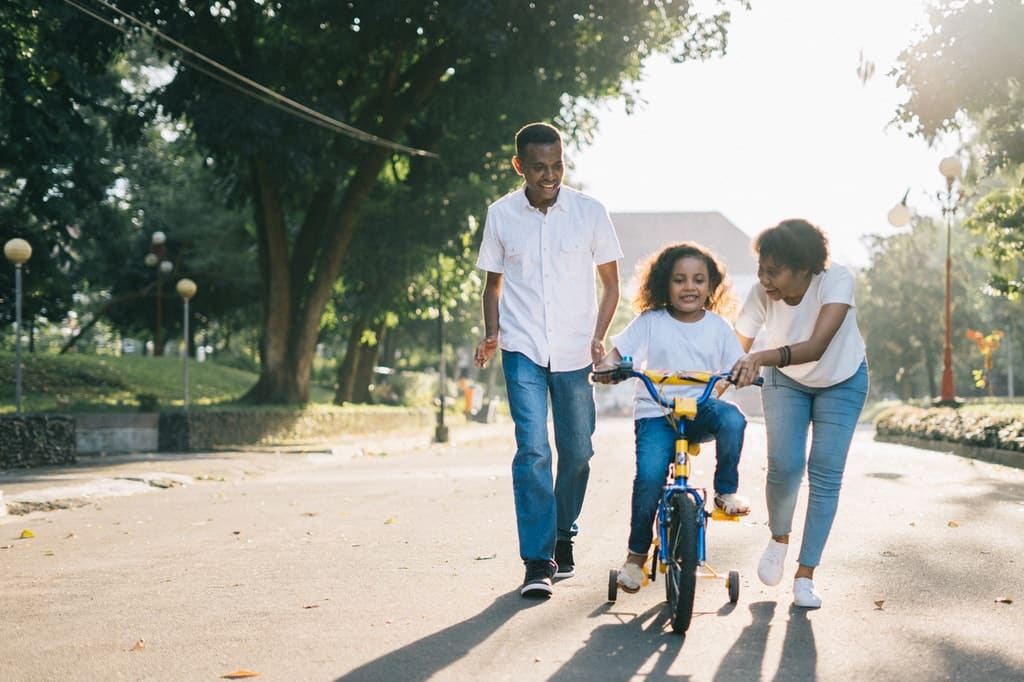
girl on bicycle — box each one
[595,241,751,593]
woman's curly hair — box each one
[633,242,737,318]
[755,218,830,274]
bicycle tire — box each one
[665,493,700,633]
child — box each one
[594,242,750,593]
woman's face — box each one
[757,255,810,303]
[667,255,710,322]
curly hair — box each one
[633,242,737,317]
[755,218,830,274]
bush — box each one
[874,405,1024,452]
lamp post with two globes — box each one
[4,238,32,415]
[145,231,174,356]
[888,155,964,406]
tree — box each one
[894,0,1024,168]
[0,1,153,336]
[123,0,744,404]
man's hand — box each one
[475,335,499,368]
[590,337,605,365]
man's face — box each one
[512,141,564,210]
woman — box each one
[730,218,869,609]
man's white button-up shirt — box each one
[476,186,623,372]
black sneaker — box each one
[521,560,554,598]
[554,539,575,579]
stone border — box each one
[874,433,1024,470]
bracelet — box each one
[777,345,792,368]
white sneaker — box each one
[757,539,788,586]
[793,577,822,608]
[617,562,645,594]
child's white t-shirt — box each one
[611,308,744,420]
[734,265,866,387]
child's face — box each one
[667,255,710,322]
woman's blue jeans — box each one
[627,398,747,555]
[761,361,869,567]
[502,351,596,564]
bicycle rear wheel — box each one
[665,493,700,633]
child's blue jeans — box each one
[627,398,746,555]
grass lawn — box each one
[0,351,335,414]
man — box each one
[474,122,622,598]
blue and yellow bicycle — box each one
[595,357,762,633]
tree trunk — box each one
[334,316,368,404]
[351,322,386,404]
[243,46,453,405]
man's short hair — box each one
[515,122,562,158]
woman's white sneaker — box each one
[757,539,788,586]
[793,577,822,608]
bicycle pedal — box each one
[710,508,741,522]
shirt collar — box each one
[516,185,568,214]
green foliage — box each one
[874,403,1024,452]
[963,183,1024,299]
[0,350,332,414]
[894,0,1024,168]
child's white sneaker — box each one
[793,577,822,608]
[757,539,788,586]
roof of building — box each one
[610,211,757,294]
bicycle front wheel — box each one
[665,493,700,633]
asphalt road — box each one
[1,417,1022,681]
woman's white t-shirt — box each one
[734,265,866,387]
[611,308,744,420]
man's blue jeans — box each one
[627,398,747,555]
[761,361,869,567]
[502,351,595,564]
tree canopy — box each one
[119,0,746,403]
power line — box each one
[59,0,438,158]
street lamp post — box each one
[435,256,449,443]
[4,238,32,415]
[145,231,174,356]
[888,156,963,406]
[937,156,963,406]
[176,278,197,410]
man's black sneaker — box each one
[554,539,575,579]
[520,560,554,598]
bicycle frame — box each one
[596,358,761,568]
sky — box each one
[569,0,958,269]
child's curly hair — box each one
[633,242,737,318]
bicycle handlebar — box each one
[591,357,763,411]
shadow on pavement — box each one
[335,590,531,681]
[547,603,686,681]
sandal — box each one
[617,561,645,593]
[714,492,751,516]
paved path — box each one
[1,418,1022,681]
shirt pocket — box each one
[504,234,531,279]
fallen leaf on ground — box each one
[874,600,885,610]
[130,639,145,651]
[995,597,1013,604]
[220,671,261,679]
[384,517,396,524]
[302,604,320,609]
[20,530,34,539]
[948,521,959,527]
[475,553,497,561]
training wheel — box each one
[727,569,740,603]
[608,569,619,602]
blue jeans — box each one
[627,398,747,555]
[502,351,596,564]
[761,361,869,567]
